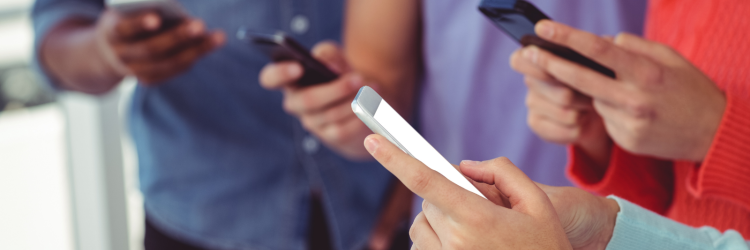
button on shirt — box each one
[31,0,393,249]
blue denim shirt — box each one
[32,0,394,249]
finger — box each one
[522,46,625,104]
[283,73,363,115]
[421,201,449,237]
[108,11,162,41]
[526,90,584,127]
[524,76,592,110]
[509,49,557,83]
[365,134,479,215]
[410,212,442,250]
[119,19,206,62]
[614,33,678,65]
[459,158,552,217]
[259,62,304,90]
[299,101,355,130]
[130,31,224,84]
[534,20,637,75]
[527,112,582,145]
[311,41,349,74]
[317,114,364,146]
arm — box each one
[344,0,421,119]
[566,145,674,214]
[606,196,750,250]
[35,2,223,95]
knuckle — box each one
[282,98,296,115]
[588,38,612,57]
[638,64,665,86]
[408,224,418,240]
[410,170,433,194]
[555,88,576,107]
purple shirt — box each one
[419,0,647,187]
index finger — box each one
[364,134,481,215]
[535,20,636,76]
[259,61,303,90]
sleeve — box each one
[606,196,750,250]
[685,93,750,208]
[566,145,674,214]
[31,0,104,90]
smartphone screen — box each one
[353,87,487,199]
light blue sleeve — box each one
[606,195,749,250]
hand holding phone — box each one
[479,0,616,78]
[242,31,339,87]
[99,1,225,84]
[352,86,487,199]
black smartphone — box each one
[244,32,339,87]
[478,0,616,78]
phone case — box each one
[479,0,616,78]
[247,33,339,87]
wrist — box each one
[594,197,620,250]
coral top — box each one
[567,0,750,237]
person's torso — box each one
[129,1,393,249]
[419,0,648,186]
[646,0,750,238]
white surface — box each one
[0,9,33,67]
[0,104,74,250]
[373,100,486,199]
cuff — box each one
[687,94,750,207]
[567,145,674,213]
[606,196,718,250]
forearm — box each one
[344,0,421,119]
[40,18,124,94]
[605,196,750,250]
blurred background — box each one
[0,0,142,249]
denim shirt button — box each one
[290,15,310,34]
[302,135,319,154]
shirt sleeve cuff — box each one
[605,195,749,250]
[567,145,674,213]
[687,94,750,207]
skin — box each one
[365,134,618,250]
[261,0,421,248]
[40,10,225,94]
[511,20,726,164]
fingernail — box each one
[350,74,364,89]
[287,64,302,77]
[523,47,539,64]
[537,21,554,39]
[460,160,481,166]
[143,15,159,30]
[364,136,379,153]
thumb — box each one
[311,41,349,74]
[459,157,552,217]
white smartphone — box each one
[107,0,187,25]
[352,86,487,199]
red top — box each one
[567,0,750,237]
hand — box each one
[364,134,572,250]
[95,9,225,84]
[260,42,374,161]
[510,52,612,166]
[536,184,619,250]
[515,20,726,162]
